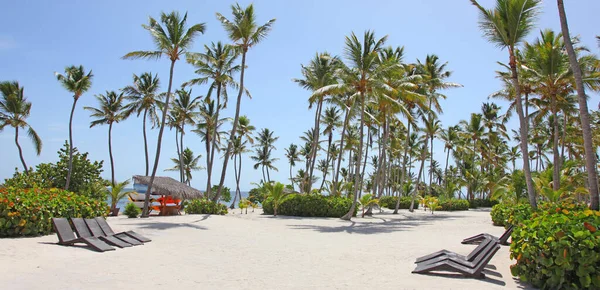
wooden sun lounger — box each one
[412,242,501,279]
[95,217,151,243]
[51,218,115,252]
[71,218,136,248]
[462,224,513,246]
[415,238,498,268]
[415,237,494,264]
[83,218,141,247]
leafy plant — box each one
[239,198,249,214]
[490,203,533,228]
[423,196,439,214]
[359,194,379,217]
[185,199,228,215]
[262,193,357,218]
[0,187,108,237]
[510,203,600,289]
[123,202,141,218]
[262,182,288,216]
[379,196,419,210]
[107,180,133,216]
[437,199,470,211]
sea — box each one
[112,188,250,211]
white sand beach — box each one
[0,209,533,290]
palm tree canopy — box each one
[285,143,301,167]
[122,72,162,124]
[108,179,134,206]
[0,81,42,154]
[216,4,276,51]
[171,88,202,128]
[84,91,130,128]
[471,0,541,50]
[122,11,206,62]
[55,65,93,99]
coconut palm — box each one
[123,11,205,217]
[230,136,250,209]
[285,143,301,188]
[171,88,201,182]
[55,65,93,190]
[359,194,379,218]
[557,0,599,209]
[214,3,276,202]
[294,53,341,189]
[320,106,343,184]
[0,81,42,173]
[194,99,228,186]
[263,182,288,216]
[186,41,242,197]
[84,91,129,187]
[107,180,134,216]
[165,147,203,186]
[251,146,279,183]
[471,0,541,209]
[122,72,161,176]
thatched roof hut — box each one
[132,175,204,200]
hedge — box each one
[510,202,600,289]
[379,196,419,210]
[185,199,228,215]
[262,194,357,217]
[469,198,499,208]
[437,199,470,211]
[0,187,108,237]
[490,203,533,228]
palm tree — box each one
[123,11,205,217]
[55,65,93,190]
[214,3,276,202]
[251,146,279,183]
[0,81,42,173]
[359,194,379,218]
[230,136,250,209]
[320,106,342,189]
[186,41,241,197]
[165,147,203,186]
[556,0,599,210]
[107,180,133,216]
[122,72,161,176]
[84,91,129,187]
[439,125,460,184]
[171,88,201,182]
[194,98,228,189]
[294,53,341,189]
[263,182,288,216]
[285,143,301,188]
[471,0,541,209]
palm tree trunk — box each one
[409,143,427,212]
[14,127,28,174]
[552,103,560,191]
[333,104,352,195]
[215,50,247,202]
[237,153,242,204]
[108,122,115,187]
[557,0,599,210]
[207,84,222,199]
[429,129,434,192]
[65,98,79,190]
[342,93,365,220]
[561,115,566,162]
[444,148,450,187]
[359,127,371,199]
[142,60,176,217]
[394,121,411,214]
[204,127,211,198]
[142,109,150,176]
[262,165,266,183]
[289,164,294,189]
[266,165,271,183]
[231,153,239,209]
[309,101,323,191]
[509,46,537,209]
[319,133,334,191]
[180,124,185,183]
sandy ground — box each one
[0,208,534,290]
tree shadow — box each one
[286,213,464,235]
[123,221,207,231]
[37,242,107,252]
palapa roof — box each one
[132,175,203,200]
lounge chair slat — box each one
[95,217,151,243]
[412,244,500,278]
[416,239,497,268]
[462,225,513,246]
[84,219,133,248]
[415,238,493,263]
[51,218,115,252]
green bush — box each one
[379,196,419,210]
[262,194,357,217]
[247,187,266,205]
[0,187,108,237]
[469,199,499,208]
[510,203,600,289]
[437,199,470,211]
[490,203,533,228]
[185,199,228,215]
[123,203,141,218]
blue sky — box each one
[1,0,599,191]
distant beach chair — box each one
[412,238,500,279]
[461,224,513,246]
[51,218,115,252]
[415,237,495,264]
[94,217,151,243]
[83,218,142,247]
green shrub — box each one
[123,203,141,218]
[185,199,228,215]
[379,196,419,210]
[0,187,108,237]
[247,187,266,205]
[510,203,600,289]
[437,199,470,211]
[469,199,499,208]
[490,203,533,228]
[262,194,357,217]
